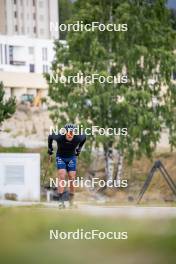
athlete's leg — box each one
[67,156,77,193]
[68,171,76,194]
[57,169,67,194]
[67,156,77,205]
[56,156,67,197]
[57,168,67,208]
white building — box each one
[0,0,59,39]
[0,35,55,74]
[0,34,55,99]
[0,0,59,100]
[0,153,40,201]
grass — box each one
[0,146,176,203]
[3,128,11,133]
[0,146,27,153]
[0,207,176,264]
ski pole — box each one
[42,155,52,187]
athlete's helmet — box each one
[64,123,76,132]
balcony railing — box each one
[9,60,26,66]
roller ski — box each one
[58,192,67,209]
[69,203,77,209]
[58,200,66,209]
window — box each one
[33,13,36,19]
[0,44,3,64]
[5,165,24,185]
[33,26,36,33]
[39,15,44,21]
[39,1,43,8]
[28,47,34,55]
[14,11,17,18]
[15,25,18,32]
[14,0,17,4]
[42,47,47,61]
[33,0,36,6]
[9,45,13,64]
[5,45,8,64]
[43,64,48,73]
[40,28,44,35]
[29,64,35,73]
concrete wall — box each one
[0,153,40,201]
[0,0,59,39]
[49,0,59,39]
[0,71,48,100]
[0,0,6,34]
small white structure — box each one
[0,153,40,201]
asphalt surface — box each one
[0,200,176,218]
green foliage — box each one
[0,146,26,153]
[59,0,74,40]
[46,0,176,163]
[170,8,176,30]
[0,82,16,125]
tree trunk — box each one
[116,151,124,183]
[104,147,114,181]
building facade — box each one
[0,0,59,100]
[0,35,55,74]
[0,0,58,39]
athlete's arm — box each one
[48,133,58,155]
[76,135,86,156]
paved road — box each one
[0,200,176,218]
[78,205,176,218]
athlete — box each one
[48,123,86,207]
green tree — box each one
[59,0,74,40]
[0,82,16,126]
[46,0,176,180]
[170,8,176,30]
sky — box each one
[167,0,176,8]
